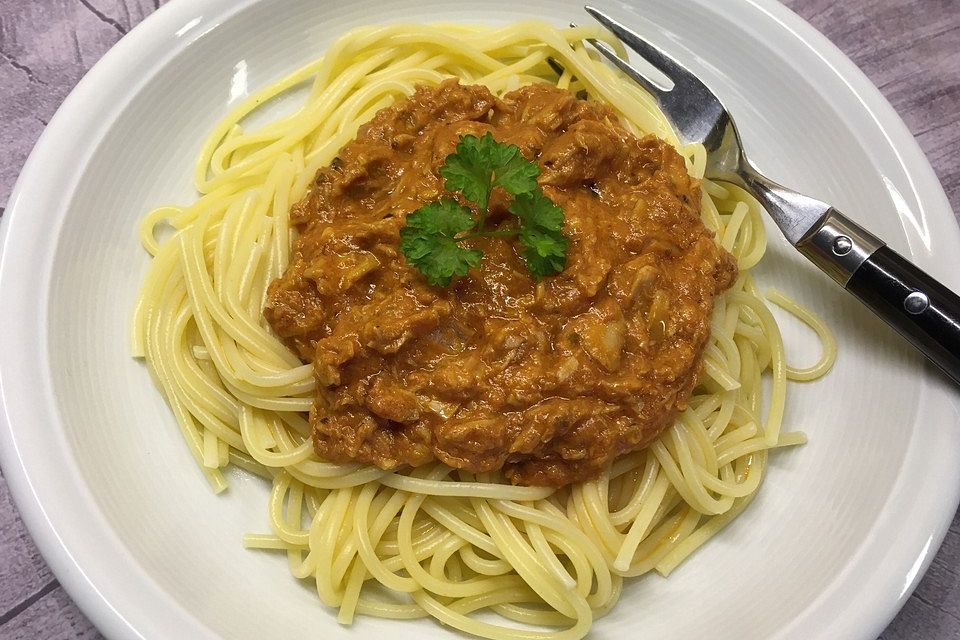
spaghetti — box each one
[132,22,835,639]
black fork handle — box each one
[846,246,960,381]
[799,208,960,384]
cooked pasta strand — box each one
[132,22,835,640]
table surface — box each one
[1,0,959,638]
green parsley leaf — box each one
[440,132,540,210]
[400,133,568,286]
[510,190,568,278]
[509,189,564,232]
[400,199,483,286]
[519,225,568,278]
[491,148,541,196]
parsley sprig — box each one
[400,133,568,286]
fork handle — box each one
[798,209,960,384]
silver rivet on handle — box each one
[904,291,930,315]
[832,235,853,256]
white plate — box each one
[1,0,959,638]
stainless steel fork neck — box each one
[736,164,884,286]
[736,164,828,245]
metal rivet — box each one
[832,235,853,256]
[904,291,929,315]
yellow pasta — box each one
[132,22,836,640]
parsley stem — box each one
[476,184,491,229]
[460,228,519,241]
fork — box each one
[583,5,960,384]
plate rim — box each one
[0,0,958,638]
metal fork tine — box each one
[586,37,666,99]
[584,5,687,84]
[545,57,566,78]
[569,20,666,99]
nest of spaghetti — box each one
[133,22,834,640]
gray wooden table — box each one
[1,0,958,638]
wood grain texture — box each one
[0,1,958,638]
[0,476,55,617]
